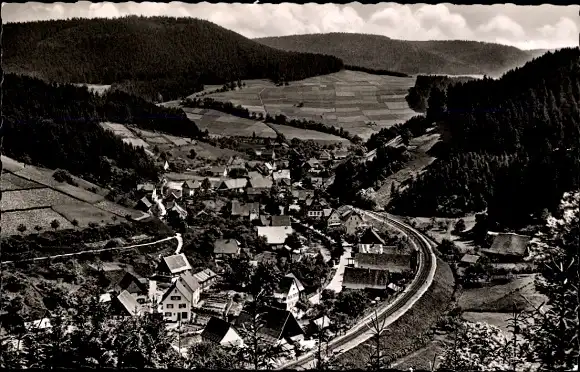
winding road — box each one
[279,208,437,370]
[1,233,182,265]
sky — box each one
[3,2,579,50]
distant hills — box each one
[3,16,343,101]
[256,33,544,77]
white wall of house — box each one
[158,288,193,322]
[358,244,384,254]
[221,328,245,347]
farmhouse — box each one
[116,272,149,306]
[193,268,219,292]
[219,178,248,192]
[168,202,188,219]
[305,158,322,173]
[341,210,367,235]
[135,196,153,213]
[342,267,389,291]
[182,180,201,197]
[318,150,332,161]
[272,274,305,313]
[326,209,341,228]
[357,227,386,254]
[163,181,183,199]
[201,316,244,347]
[234,306,304,346]
[156,253,192,278]
[333,150,348,160]
[273,169,291,181]
[157,273,200,323]
[481,233,531,262]
[213,239,241,258]
[309,315,331,334]
[209,166,228,177]
[257,226,293,247]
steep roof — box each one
[179,271,201,294]
[182,180,201,189]
[284,273,305,292]
[247,171,263,179]
[235,306,303,345]
[270,215,291,227]
[160,277,195,304]
[355,253,412,272]
[213,239,241,255]
[113,290,141,316]
[484,233,531,257]
[311,315,331,330]
[194,268,219,283]
[343,267,389,290]
[277,274,305,295]
[248,176,273,189]
[221,178,248,190]
[257,226,293,245]
[162,253,192,275]
[116,272,148,295]
[201,317,239,344]
[359,228,386,245]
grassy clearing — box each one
[52,202,118,227]
[2,208,74,235]
[393,339,446,370]
[1,172,44,191]
[1,188,72,211]
[338,257,456,368]
[203,70,417,140]
[94,200,143,219]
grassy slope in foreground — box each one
[337,256,456,368]
[255,33,536,77]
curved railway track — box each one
[280,209,437,370]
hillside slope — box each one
[3,16,343,101]
[256,33,537,77]
[389,48,580,228]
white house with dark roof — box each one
[209,166,228,177]
[219,178,248,192]
[157,253,192,277]
[182,180,201,197]
[357,227,386,254]
[157,271,201,323]
[234,306,304,347]
[201,316,244,347]
[272,274,305,313]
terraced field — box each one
[202,70,418,140]
[0,155,144,236]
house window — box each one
[171,296,181,301]
[167,304,174,309]
[137,298,145,304]
[179,303,186,309]
[164,312,171,317]
[181,312,188,319]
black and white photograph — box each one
[1,2,579,370]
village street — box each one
[308,245,352,305]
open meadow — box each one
[202,70,418,140]
[1,155,144,236]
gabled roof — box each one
[210,166,228,174]
[160,277,195,304]
[284,273,305,292]
[359,227,386,245]
[318,150,332,159]
[162,253,192,275]
[277,274,305,295]
[343,267,389,290]
[114,290,141,316]
[306,158,321,167]
[311,315,331,330]
[341,209,365,222]
[193,268,219,283]
[232,201,260,216]
[235,306,303,345]
[484,233,531,257]
[182,180,201,189]
[169,203,188,218]
[213,239,241,255]
[257,226,293,245]
[201,317,240,344]
[248,176,273,189]
[178,271,201,294]
[276,178,292,187]
[165,181,183,190]
[355,253,412,272]
[270,215,291,227]
[117,272,148,295]
[220,178,248,189]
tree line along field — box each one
[203,70,418,140]
[1,156,144,237]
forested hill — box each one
[3,73,206,191]
[3,16,344,101]
[389,48,580,229]
[256,33,539,77]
